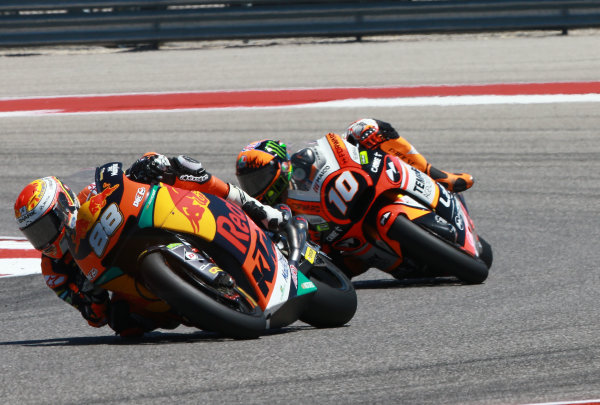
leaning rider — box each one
[234,118,474,276]
[14,153,288,337]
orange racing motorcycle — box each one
[286,133,493,284]
[69,162,357,338]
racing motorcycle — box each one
[285,133,493,284]
[68,162,357,339]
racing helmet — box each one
[14,176,79,259]
[235,140,292,205]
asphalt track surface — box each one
[1,32,600,404]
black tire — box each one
[478,236,493,269]
[299,254,358,328]
[389,215,489,284]
[140,252,266,339]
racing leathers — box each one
[41,153,288,336]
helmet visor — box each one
[20,209,63,250]
[237,163,280,199]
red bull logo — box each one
[25,179,45,211]
[165,187,209,234]
[89,184,119,215]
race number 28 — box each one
[89,203,124,257]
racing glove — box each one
[127,153,175,184]
[227,184,290,232]
[345,118,399,149]
[128,153,211,186]
[169,155,211,185]
[69,282,110,328]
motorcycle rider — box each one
[14,153,288,337]
[235,118,474,278]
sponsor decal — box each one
[301,281,315,289]
[280,260,289,281]
[312,164,330,193]
[385,159,400,183]
[44,274,66,288]
[86,267,98,281]
[371,155,382,173]
[325,228,341,242]
[315,222,330,232]
[179,173,210,183]
[438,186,451,208]
[303,246,317,264]
[185,250,199,260]
[328,133,349,166]
[410,167,434,201]
[133,187,146,207]
[108,163,120,176]
[360,150,369,164]
[264,140,288,160]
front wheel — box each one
[389,215,489,284]
[299,253,357,328]
[140,252,266,339]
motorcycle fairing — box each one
[72,163,168,308]
[73,163,145,279]
[139,185,280,310]
[140,181,316,311]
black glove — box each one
[127,153,175,184]
[374,119,400,140]
[170,155,211,184]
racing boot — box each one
[425,164,474,192]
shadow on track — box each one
[352,277,464,290]
[0,325,315,347]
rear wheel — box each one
[389,215,489,284]
[140,252,266,339]
[299,253,358,328]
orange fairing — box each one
[152,185,217,241]
[74,175,154,299]
[374,202,428,259]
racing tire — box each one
[389,215,489,284]
[299,254,358,328]
[478,236,493,269]
[140,252,266,339]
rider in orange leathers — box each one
[14,153,288,337]
[235,118,474,278]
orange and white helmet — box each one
[14,177,79,259]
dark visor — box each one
[238,163,280,198]
[20,209,63,250]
